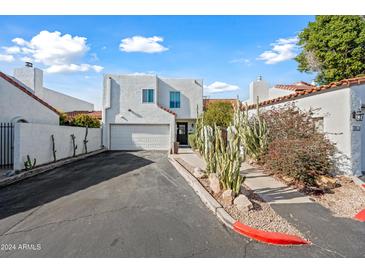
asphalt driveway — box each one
[0,151,339,257]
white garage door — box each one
[110,124,170,150]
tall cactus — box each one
[240,97,267,161]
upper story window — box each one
[142,89,154,103]
[170,91,181,108]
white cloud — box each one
[119,36,168,53]
[0,54,15,62]
[12,37,29,47]
[2,46,21,54]
[46,64,104,74]
[258,36,299,64]
[204,81,240,94]
[7,30,103,74]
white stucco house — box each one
[13,63,94,113]
[0,70,60,124]
[246,76,365,176]
[102,74,203,151]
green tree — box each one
[296,16,365,84]
[203,102,233,128]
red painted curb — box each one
[233,221,310,245]
[354,209,365,222]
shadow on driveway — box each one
[0,151,153,220]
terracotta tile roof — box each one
[157,104,176,116]
[247,76,365,110]
[274,81,315,92]
[0,71,60,115]
[65,110,102,120]
[203,98,237,110]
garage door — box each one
[110,124,170,150]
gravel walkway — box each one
[175,158,305,238]
[311,177,365,218]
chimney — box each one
[13,63,44,97]
[249,76,269,104]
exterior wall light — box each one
[352,110,364,121]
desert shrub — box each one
[264,137,335,185]
[71,114,100,128]
[261,103,317,143]
[261,103,336,185]
[188,133,197,149]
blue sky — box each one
[0,16,315,109]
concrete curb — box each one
[169,156,309,245]
[0,148,107,188]
[233,221,310,245]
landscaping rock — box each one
[193,167,206,179]
[234,194,253,212]
[316,175,338,188]
[209,173,221,194]
[222,189,234,206]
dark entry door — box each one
[176,122,188,145]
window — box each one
[142,89,154,103]
[170,91,181,108]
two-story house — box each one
[102,74,203,151]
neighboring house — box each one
[13,63,94,112]
[65,110,102,120]
[203,98,237,110]
[0,71,59,124]
[244,76,316,104]
[246,75,365,176]
[102,74,203,151]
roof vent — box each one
[25,62,33,68]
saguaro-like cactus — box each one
[70,134,78,157]
[24,155,36,170]
[51,134,57,162]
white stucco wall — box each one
[14,67,43,95]
[248,87,354,175]
[248,78,270,104]
[349,85,365,175]
[42,87,94,112]
[102,75,176,149]
[158,78,203,119]
[0,77,59,124]
[13,123,101,170]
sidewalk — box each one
[174,147,206,170]
[241,163,365,257]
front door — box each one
[176,122,188,145]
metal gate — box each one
[0,123,14,169]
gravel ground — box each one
[175,157,305,238]
[311,177,365,218]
